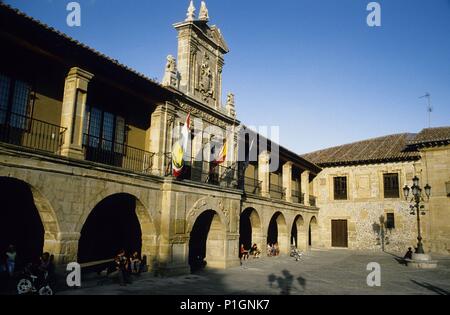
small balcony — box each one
[0,110,66,154]
[270,184,286,200]
[243,177,262,196]
[164,154,238,189]
[83,134,154,174]
[309,195,317,207]
[292,189,305,204]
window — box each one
[334,176,348,200]
[0,74,32,129]
[386,213,395,229]
[83,106,125,152]
[446,182,450,197]
[384,173,400,199]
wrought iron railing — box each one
[0,110,66,154]
[164,153,238,189]
[83,134,154,174]
[244,177,262,195]
[270,184,286,200]
[309,195,317,207]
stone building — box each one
[0,2,321,275]
[303,128,450,255]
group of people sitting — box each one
[267,243,280,257]
[112,250,147,286]
[239,244,261,263]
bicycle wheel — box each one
[17,279,33,295]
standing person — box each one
[130,252,142,275]
[115,249,130,286]
[6,245,17,277]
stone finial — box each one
[226,93,236,118]
[162,55,179,88]
[199,1,209,22]
[185,0,196,22]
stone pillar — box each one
[301,170,311,206]
[148,102,176,176]
[258,151,271,198]
[60,67,94,159]
[283,162,293,202]
[44,232,80,265]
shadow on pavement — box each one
[268,270,306,295]
[410,280,450,295]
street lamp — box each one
[403,176,431,254]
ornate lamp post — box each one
[403,176,431,254]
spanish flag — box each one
[172,113,190,177]
[213,139,227,165]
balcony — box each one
[292,189,305,204]
[243,177,262,196]
[83,134,154,174]
[309,195,317,207]
[270,184,286,200]
[164,154,238,189]
[0,110,66,154]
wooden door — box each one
[331,220,348,248]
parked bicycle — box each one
[290,247,304,262]
[16,264,53,295]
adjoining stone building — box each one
[0,2,321,275]
[303,128,450,255]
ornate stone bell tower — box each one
[172,1,229,110]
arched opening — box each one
[189,210,226,273]
[0,177,45,267]
[267,212,289,255]
[239,208,262,254]
[291,215,305,249]
[309,216,319,248]
[78,193,143,264]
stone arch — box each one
[267,211,289,255]
[291,215,307,251]
[239,207,263,254]
[188,209,227,272]
[309,216,319,248]
[0,176,60,263]
[77,190,157,264]
[186,197,229,234]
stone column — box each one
[60,67,94,159]
[301,170,311,206]
[258,151,271,198]
[44,232,80,265]
[283,162,293,202]
[148,102,176,176]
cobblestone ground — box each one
[59,250,450,295]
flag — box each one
[172,113,190,177]
[213,140,227,165]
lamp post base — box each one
[405,254,438,269]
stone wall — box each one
[312,161,424,254]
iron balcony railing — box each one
[83,134,154,174]
[270,184,286,200]
[164,153,238,189]
[244,177,262,196]
[0,110,66,154]
[309,195,317,207]
[292,189,305,204]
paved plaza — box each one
[59,250,450,295]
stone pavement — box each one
[59,250,450,295]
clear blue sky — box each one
[4,0,450,154]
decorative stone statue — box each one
[199,1,209,22]
[199,53,213,100]
[185,0,195,22]
[226,93,236,118]
[162,55,179,88]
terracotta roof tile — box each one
[302,133,420,167]
[408,127,450,147]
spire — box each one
[185,0,195,22]
[199,1,209,22]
